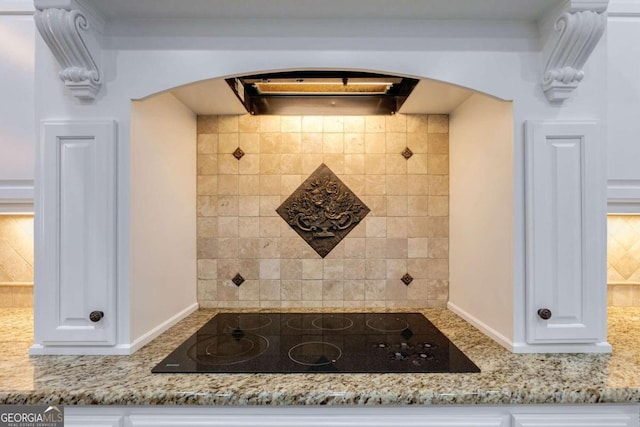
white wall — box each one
[449,93,515,348]
[0,1,34,211]
[130,93,197,344]
[607,0,640,213]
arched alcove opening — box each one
[129,68,514,348]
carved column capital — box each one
[540,1,608,102]
[34,2,102,100]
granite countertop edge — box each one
[1,387,640,406]
[2,307,640,406]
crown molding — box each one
[34,0,104,100]
[0,0,34,15]
[539,0,608,102]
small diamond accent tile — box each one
[401,273,413,286]
[232,273,245,287]
[276,163,370,258]
[232,147,245,160]
[401,147,413,160]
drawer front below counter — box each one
[64,404,639,427]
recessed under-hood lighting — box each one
[226,71,418,115]
[251,77,399,95]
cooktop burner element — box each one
[288,341,342,366]
[365,315,410,332]
[187,334,269,366]
[224,313,272,331]
[152,312,480,374]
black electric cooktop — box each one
[152,312,480,374]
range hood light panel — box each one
[226,72,418,115]
[252,80,396,95]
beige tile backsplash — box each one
[0,215,34,308]
[196,114,449,309]
[608,215,640,307]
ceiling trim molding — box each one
[539,0,608,102]
[34,0,104,101]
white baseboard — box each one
[29,302,199,356]
[126,302,199,354]
[511,341,612,354]
[447,301,515,352]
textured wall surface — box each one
[608,215,640,307]
[0,215,33,307]
[196,114,449,309]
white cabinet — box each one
[524,121,608,350]
[607,2,640,213]
[128,414,507,427]
[512,413,636,427]
[32,121,117,350]
[64,405,639,427]
[0,5,36,213]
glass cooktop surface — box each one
[152,312,480,374]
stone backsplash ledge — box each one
[196,114,449,309]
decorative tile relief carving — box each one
[276,164,370,258]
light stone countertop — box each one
[1,307,640,406]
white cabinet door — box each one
[35,121,117,345]
[524,121,606,344]
[512,413,636,427]
[129,414,507,427]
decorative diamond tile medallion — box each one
[401,273,414,286]
[232,273,245,287]
[276,163,370,258]
[232,147,245,160]
[401,147,413,160]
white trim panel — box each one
[0,180,34,213]
[512,413,636,427]
[608,179,640,213]
[0,0,35,14]
[129,414,507,427]
[608,0,640,17]
[35,120,117,348]
[525,120,608,345]
[64,405,638,427]
[65,415,124,427]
